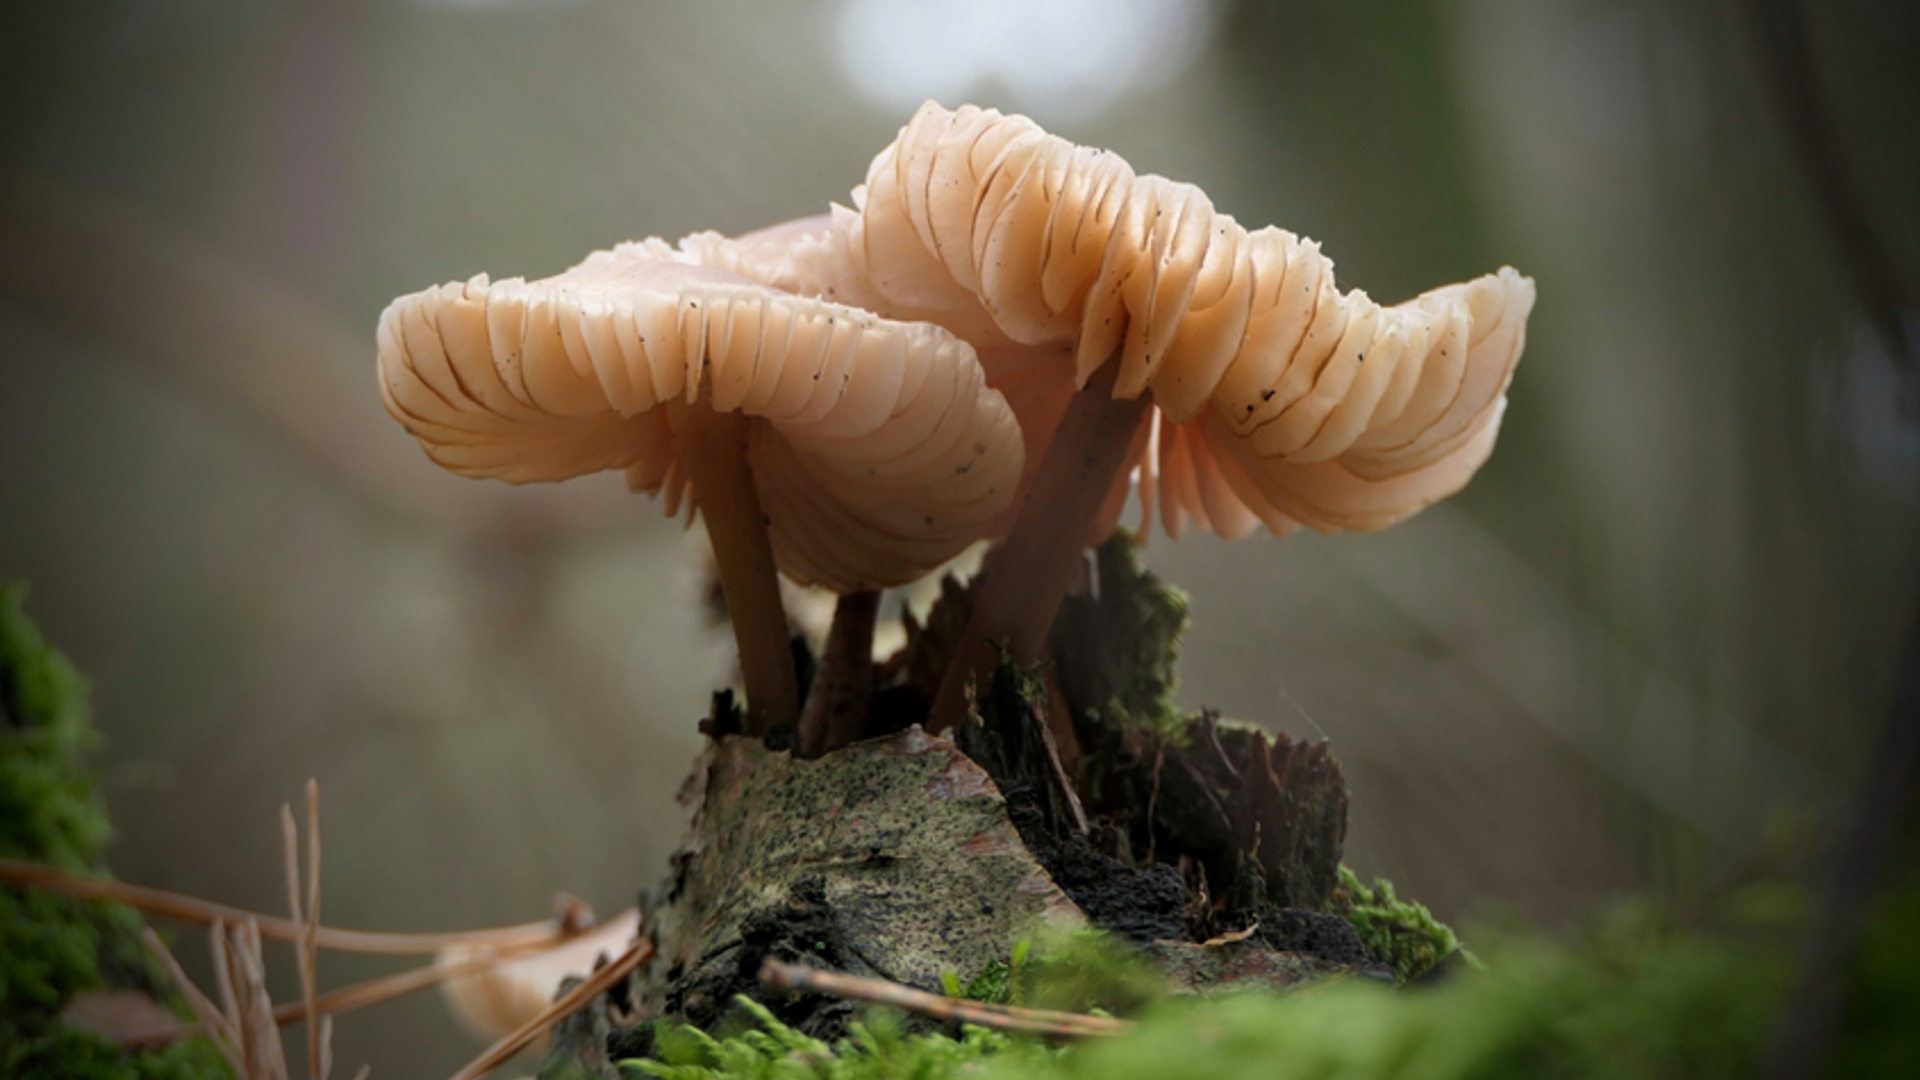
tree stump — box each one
[636,728,1085,1039]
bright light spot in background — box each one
[836,0,1215,123]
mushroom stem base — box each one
[930,366,1149,734]
[672,404,798,736]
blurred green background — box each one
[2,0,1916,1073]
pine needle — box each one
[0,857,565,954]
[445,936,654,1080]
[758,959,1130,1039]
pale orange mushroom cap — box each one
[437,909,642,1046]
[768,102,1537,540]
[375,238,1025,592]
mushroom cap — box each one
[437,909,640,1045]
[376,239,1025,591]
[675,215,831,297]
[774,101,1536,537]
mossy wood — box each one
[1048,535,1349,915]
[608,534,1387,1080]
[638,729,1088,1040]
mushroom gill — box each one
[376,239,1024,732]
[794,101,1536,538]
[736,102,1536,730]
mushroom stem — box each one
[673,404,799,735]
[798,589,881,757]
[930,365,1150,733]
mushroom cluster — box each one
[376,101,1535,750]
[377,237,1024,737]
[711,103,1536,729]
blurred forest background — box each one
[2,0,1917,1074]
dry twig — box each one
[445,936,655,1080]
[144,920,312,1080]
[757,959,1130,1039]
[141,927,243,1074]
[17,778,635,1077]
[132,780,371,1080]
[0,857,564,954]
[282,782,323,1078]
[123,926,608,1047]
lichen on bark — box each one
[637,728,1086,1042]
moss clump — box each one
[943,940,1030,1005]
[8,1027,233,1080]
[1010,930,1165,1017]
[945,931,1166,1016]
[1050,531,1192,740]
[1335,866,1469,982]
[618,880,1909,1080]
[988,901,1794,1080]
[0,582,230,1079]
[626,997,1048,1080]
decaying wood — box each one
[955,660,1089,843]
[639,727,1086,1039]
[799,589,880,757]
[1135,713,1348,912]
[1050,537,1351,917]
[534,976,625,1080]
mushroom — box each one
[375,237,1025,735]
[437,908,642,1047]
[751,103,1536,730]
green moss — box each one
[1336,866,1470,982]
[625,997,1050,1080]
[987,905,1793,1080]
[944,939,1029,1005]
[1051,532,1192,741]
[1,583,112,869]
[1013,930,1165,1017]
[6,1027,231,1080]
[1086,535,1190,736]
[1829,824,1920,1076]
[618,883,1887,1080]
[0,582,231,1079]
[944,931,1165,1015]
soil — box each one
[1001,783,1195,945]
